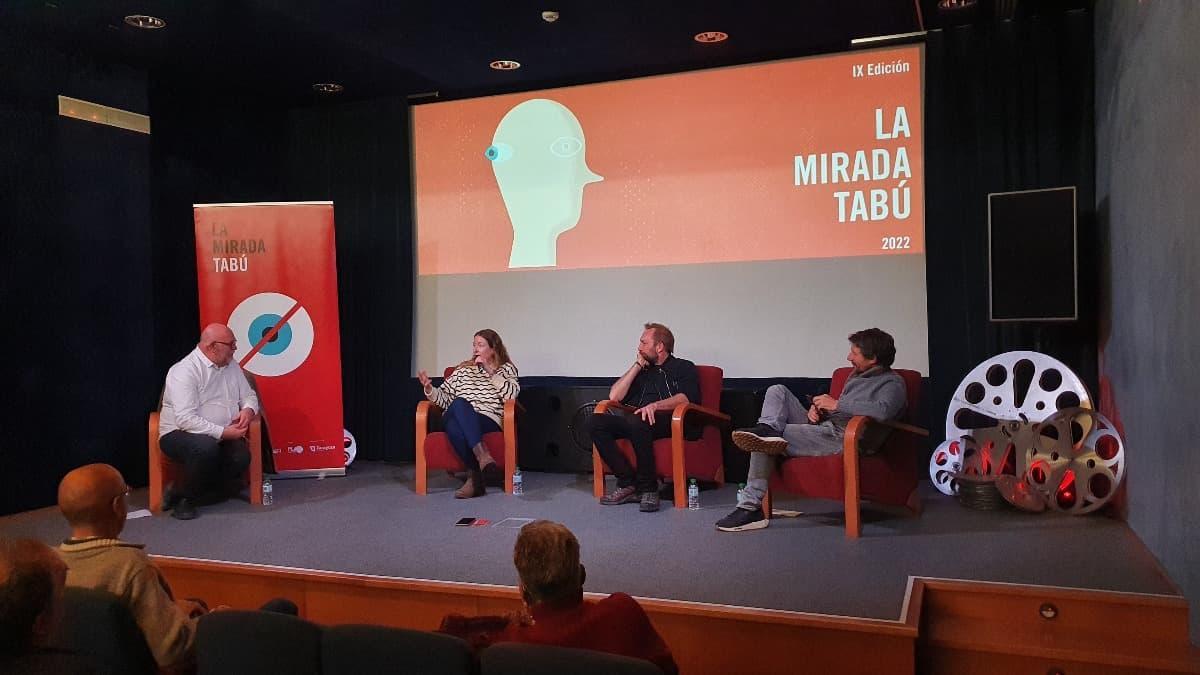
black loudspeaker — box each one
[516,386,612,473]
[988,186,1078,321]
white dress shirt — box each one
[158,347,259,440]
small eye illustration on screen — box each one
[548,136,582,158]
[484,142,514,162]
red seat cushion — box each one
[423,431,507,472]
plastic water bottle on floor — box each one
[688,478,700,510]
[512,468,524,496]
[261,478,273,506]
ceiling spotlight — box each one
[312,83,344,94]
[541,10,559,23]
[124,14,166,29]
[694,31,729,44]
[490,60,521,71]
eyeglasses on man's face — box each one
[212,340,238,350]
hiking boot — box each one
[600,485,639,505]
[455,470,486,499]
[715,507,768,532]
[639,491,660,512]
[732,424,788,455]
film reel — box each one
[936,351,1093,492]
[228,292,315,377]
[343,429,357,467]
[929,438,964,496]
[1024,407,1125,514]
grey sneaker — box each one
[639,491,660,512]
[715,507,768,532]
[600,485,639,505]
[732,424,788,455]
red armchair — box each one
[148,412,262,513]
[591,364,730,508]
[763,367,927,538]
[415,367,522,495]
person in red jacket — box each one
[439,520,677,675]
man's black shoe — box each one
[731,424,788,455]
[171,498,198,521]
[639,491,660,513]
[715,507,768,532]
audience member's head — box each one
[199,323,238,367]
[0,539,68,658]
[848,327,897,368]
[58,464,129,540]
[513,520,585,608]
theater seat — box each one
[52,587,156,675]
[196,610,475,675]
[483,642,664,675]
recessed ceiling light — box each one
[490,60,521,71]
[694,31,728,44]
[312,83,344,94]
[123,15,166,29]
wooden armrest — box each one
[868,417,929,437]
[670,402,731,427]
[504,399,526,416]
[843,415,929,455]
[593,400,633,414]
[415,400,443,432]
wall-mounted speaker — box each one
[988,186,1078,321]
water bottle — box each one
[512,468,523,496]
[687,478,700,510]
[261,478,273,506]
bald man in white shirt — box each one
[157,324,259,520]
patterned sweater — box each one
[427,362,520,426]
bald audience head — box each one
[199,323,237,367]
[0,539,68,658]
[58,463,129,539]
[513,520,585,608]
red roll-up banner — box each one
[193,202,344,476]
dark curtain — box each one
[0,34,154,515]
[286,98,417,462]
[923,9,1096,445]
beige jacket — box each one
[59,538,195,669]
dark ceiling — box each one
[2,0,1089,107]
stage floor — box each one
[0,461,1179,621]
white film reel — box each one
[228,292,315,377]
[343,429,357,467]
[936,351,1093,492]
[929,438,964,496]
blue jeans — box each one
[444,398,500,471]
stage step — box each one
[916,578,1200,674]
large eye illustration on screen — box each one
[548,136,582,158]
[484,142,514,163]
[228,291,315,377]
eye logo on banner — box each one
[228,291,315,376]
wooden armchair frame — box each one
[415,398,523,495]
[591,399,730,509]
[147,412,263,513]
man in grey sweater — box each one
[715,328,907,532]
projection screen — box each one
[412,45,926,377]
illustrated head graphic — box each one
[486,99,603,268]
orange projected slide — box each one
[414,46,923,276]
